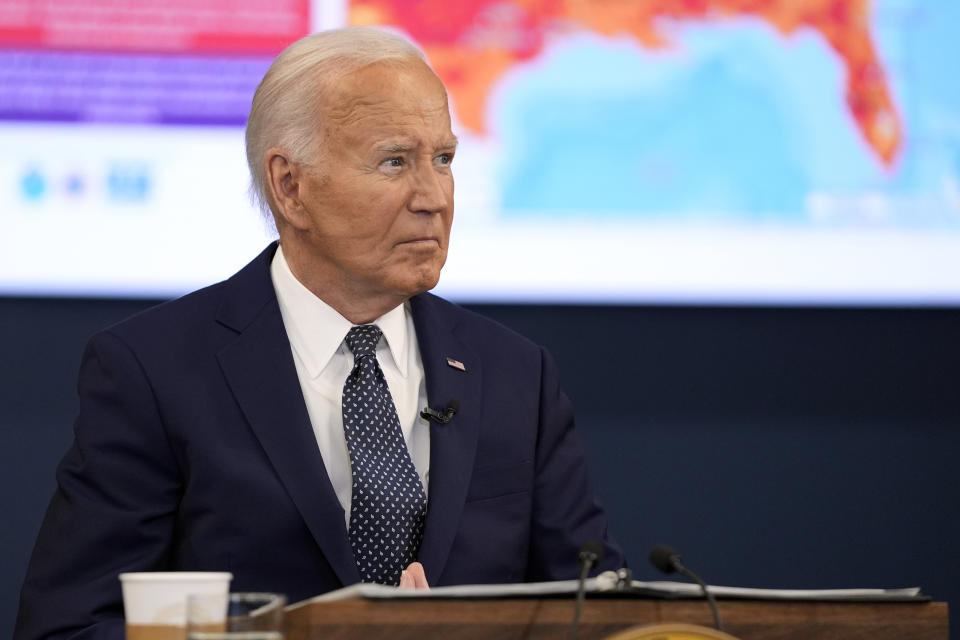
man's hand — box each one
[398,561,429,590]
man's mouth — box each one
[398,237,439,246]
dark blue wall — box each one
[3,298,959,636]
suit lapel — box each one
[410,294,482,583]
[214,245,360,587]
[211,249,481,587]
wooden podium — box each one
[284,595,949,640]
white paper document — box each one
[289,571,923,610]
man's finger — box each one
[398,561,429,590]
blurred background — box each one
[3,0,959,636]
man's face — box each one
[291,59,456,306]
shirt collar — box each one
[270,244,410,379]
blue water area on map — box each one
[878,0,960,200]
[499,56,808,219]
[493,12,960,226]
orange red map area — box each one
[350,0,901,166]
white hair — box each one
[245,27,427,221]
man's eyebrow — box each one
[376,142,414,153]
[374,137,459,153]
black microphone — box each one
[649,544,724,632]
[569,540,606,640]
[420,400,459,424]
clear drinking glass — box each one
[186,592,286,640]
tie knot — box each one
[345,324,382,359]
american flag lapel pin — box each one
[445,356,466,372]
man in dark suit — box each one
[15,27,624,640]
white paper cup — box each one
[119,572,233,635]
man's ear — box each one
[264,149,312,230]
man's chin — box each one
[394,267,443,299]
[407,275,442,297]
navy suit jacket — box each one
[16,244,624,640]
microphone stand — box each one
[672,557,724,632]
[649,545,724,632]
[569,542,605,640]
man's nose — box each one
[408,163,450,214]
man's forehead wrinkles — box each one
[326,98,448,127]
[325,96,392,126]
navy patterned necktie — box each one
[342,324,427,585]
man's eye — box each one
[383,157,404,168]
[436,153,453,165]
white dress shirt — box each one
[270,246,431,529]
